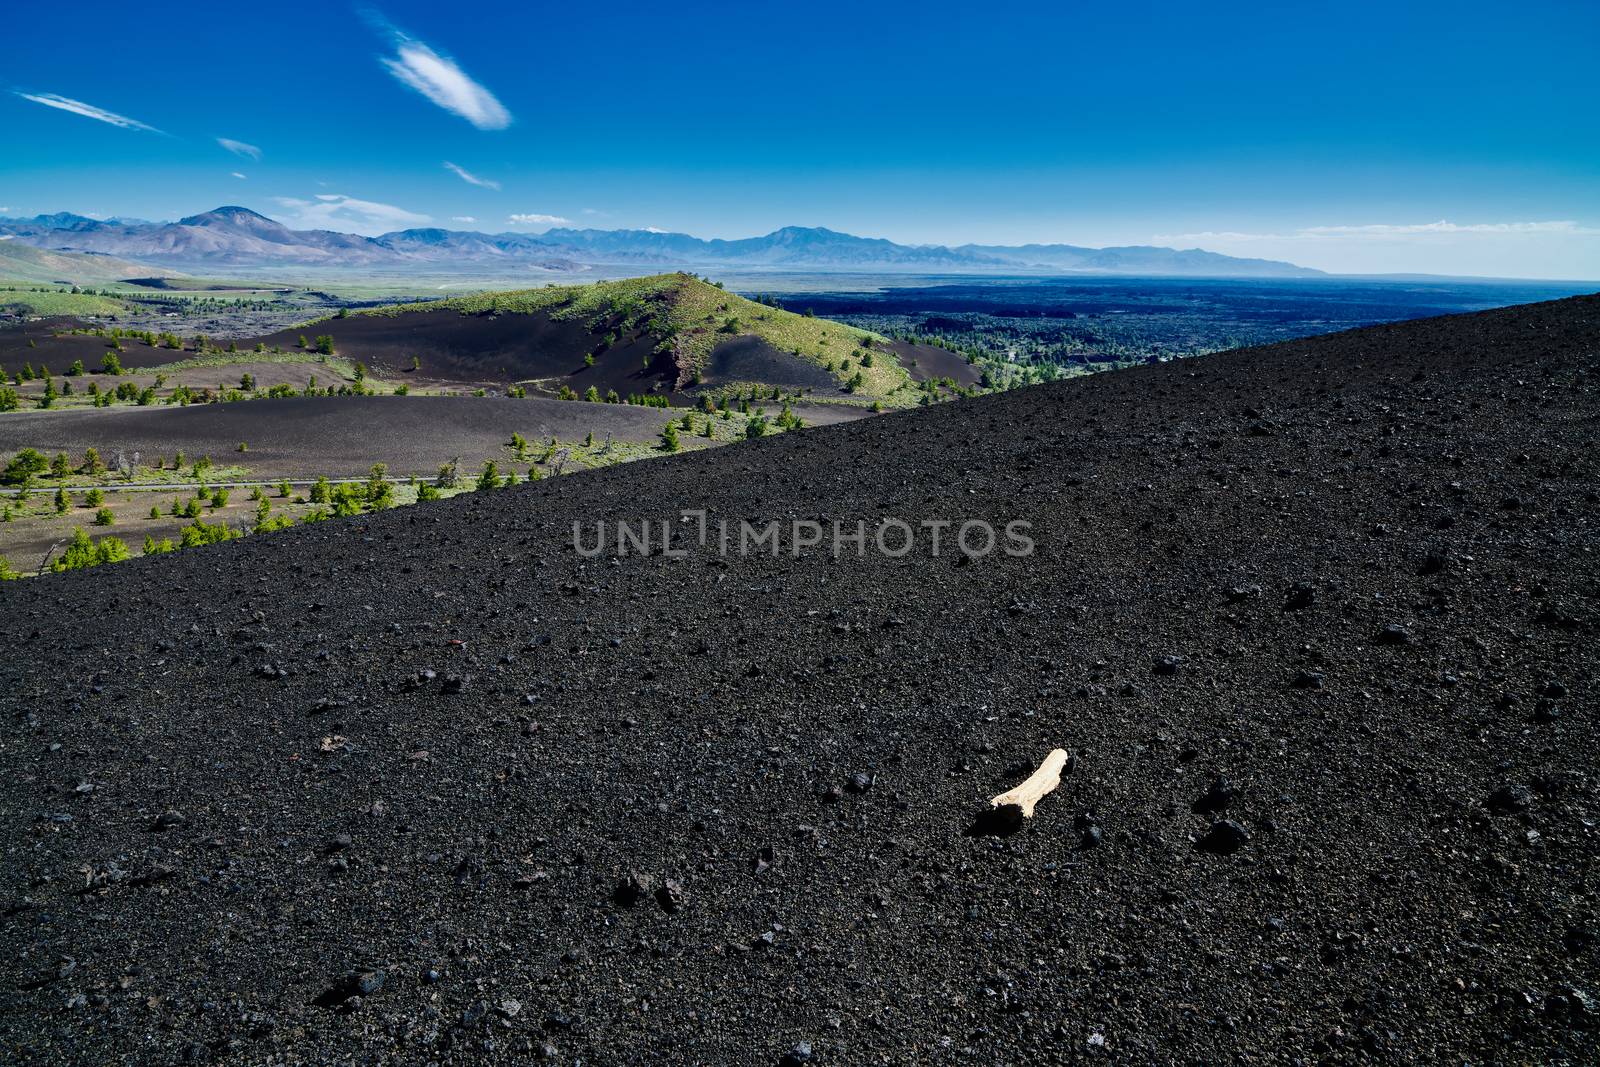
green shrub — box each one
[180,519,236,547]
[51,528,129,572]
[93,507,114,526]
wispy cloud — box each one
[231,172,248,180]
[1158,220,1600,243]
[509,213,570,227]
[452,215,477,223]
[217,137,262,161]
[15,92,161,132]
[444,161,500,190]
[272,194,432,235]
[1302,220,1600,237]
[369,14,512,130]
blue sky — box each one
[4,0,1598,278]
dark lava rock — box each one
[780,1041,815,1066]
[614,872,656,907]
[313,968,385,1010]
[1153,655,1184,676]
[1192,776,1240,815]
[1195,820,1250,855]
[1484,783,1535,815]
[1376,624,1412,646]
[1291,670,1325,690]
[1418,550,1451,576]
[845,772,874,794]
[654,878,687,915]
[151,810,185,832]
[1283,583,1316,610]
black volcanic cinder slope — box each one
[1,296,1598,1064]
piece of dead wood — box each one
[968,748,1073,837]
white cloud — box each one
[509,213,570,227]
[644,226,668,234]
[231,172,248,180]
[452,216,477,224]
[1156,219,1600,243]
[272,194,432,234]
[217,137,262,161]
[377,28,512,130]
[1302,220,1600,237]
[15,92,161,132]
[443,161,500,190]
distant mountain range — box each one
[0,206,1324,278]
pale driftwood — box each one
[989,748,1069,819]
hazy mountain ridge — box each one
[0,206,1324,277]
